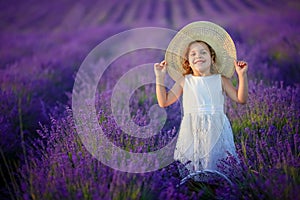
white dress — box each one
[174,74,237,175]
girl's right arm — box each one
[154,60,183,108]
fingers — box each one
[155,60,167,69]
[160,60,167,67]
[235,60,247,68]
[154,60,167,78]
[154,63,160,68]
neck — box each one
[193,71,212,77]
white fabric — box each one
[174,74,237,175]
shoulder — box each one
[221,75,231,85]
[181,74,194,88]
[221,75,237,94]
[178,75,186,88]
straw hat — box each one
[165,21,237,81]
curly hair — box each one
[182,40,217,76]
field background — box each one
[1,0,299,199]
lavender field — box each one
[1,0,300,199]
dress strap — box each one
[220,75,228,114]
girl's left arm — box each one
[222,61,248,104]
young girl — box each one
[154,21,248,177]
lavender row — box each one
[8,78,296,199]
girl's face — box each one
[188,42,213,76]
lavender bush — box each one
[1,0,299,199]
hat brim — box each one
[165,21,237,81]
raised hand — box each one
[154,60,167,78]
[234,60,248,77]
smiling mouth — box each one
[194,60,205,64]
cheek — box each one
[206,56,212,63]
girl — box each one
[154,21,248,177]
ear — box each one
[212,54,216,63]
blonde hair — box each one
[182,40,217,76]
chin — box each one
[194,67,209,73]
